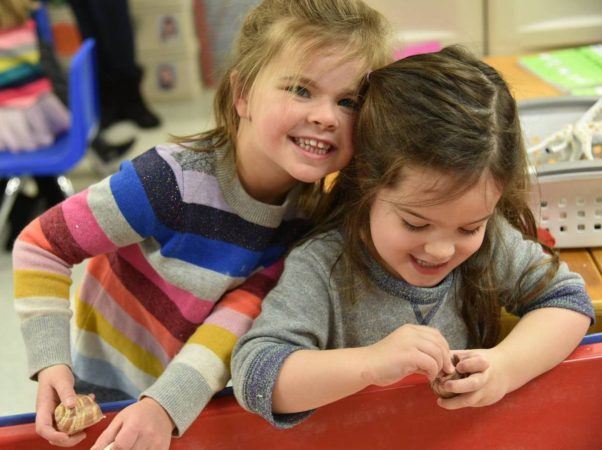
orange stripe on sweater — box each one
[216,289,262,319]
[85,255,183,359]
[18,218,53,253]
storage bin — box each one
[529,161,602,248]
[519,96,602,248]
[130,0,198,54]
[138,49,201,101]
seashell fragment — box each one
[431,355,468,399]
[54,394,104,435]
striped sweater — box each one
[12,142,308,433]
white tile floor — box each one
[0,91,215,416]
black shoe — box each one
[122,98,161,129]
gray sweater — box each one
[231,218,594,429]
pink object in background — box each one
[394,41,442,60]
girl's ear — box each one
[231,71,250,119]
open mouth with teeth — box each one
[292,137,334,155]
[411,255,449,271]
[414,258,447,268]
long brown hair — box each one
[313,45,558,348]
[172,0,391,215]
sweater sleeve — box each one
[12,156,162,379]
[140,259,284,435]
[495,219,594,322]
[231,240,337,429]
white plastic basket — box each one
[529,161,602,248]
[519,97,602,248]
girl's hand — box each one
[35,364,85,447]
[437,349,510,409]
[91,397,174,450]
[363,324,455,386]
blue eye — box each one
[286,85,310,97]
[402,220,428,232]
[338,97,359,110]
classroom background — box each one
[1,0,601,418]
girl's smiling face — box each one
[368,166,502,287]
[233,49,364,203]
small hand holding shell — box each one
[54,394,104,435]
[430,354,468,399]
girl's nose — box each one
[424,240,455,261]
[308,100,338,130]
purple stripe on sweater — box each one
[117,244,214,322]
[107,252,200,341]
[39,204,90,266]
[78,274,170,366]
[181,170,233,211]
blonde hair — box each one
[0,0,33,29]
[175,0,391,152]
[174,0,391,216]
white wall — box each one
[365,0,602,56]
[365,0,484,55]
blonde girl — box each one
[12,1,391,448]
[232,46,593,428]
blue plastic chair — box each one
[0,39,99,234]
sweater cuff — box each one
[521,284,595,324]
[141,362,214,436]
[243,345,314,429]
[21,315,72,379]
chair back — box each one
[66,39,100,168]
[0,39,99,176]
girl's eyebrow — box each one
[396,206,492,226]
[280,76,357,97]
[280,76,316,87]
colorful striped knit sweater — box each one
[13,142,308,433]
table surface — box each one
[484,55,602,321]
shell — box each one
[54,394,104,435]
[430,355,468,399]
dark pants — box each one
[67,0,137,83]
[67,0,160,132]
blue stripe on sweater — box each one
[164,233,284,277]
[72,353,141,399]
[130,149,305,251]
[110,158,287,277]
